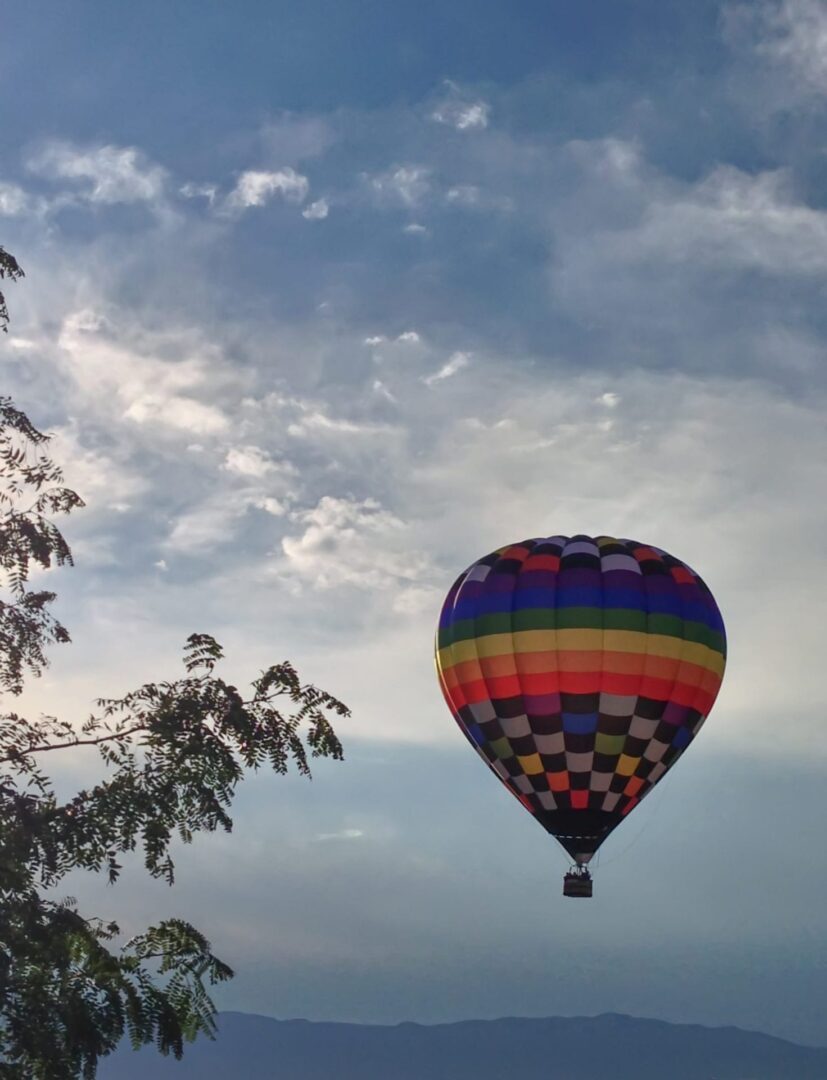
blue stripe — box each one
[672,726,692,749]
[562,713,598,734]
[451,589,713,621]
[468,723,486,746]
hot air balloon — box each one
[435,535,726,898]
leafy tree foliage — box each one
[0,248,23,335]
[0,254,348,1078]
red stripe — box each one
[524,554,560,571]
[634,546,663,562]
[519,671,561,695]
[596,672,642,696]
[559,671,601,694]
[484,674,522,699]
[671,566,694,584]
[570,790,589,810]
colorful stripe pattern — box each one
[436,535,726,864]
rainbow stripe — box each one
[436,535,726,863]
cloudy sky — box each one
[3,0,827,1049]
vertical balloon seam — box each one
[507,539,531,815]
[612,538,641,815]
[547,535,562,818]
[631,537,654,818]
[491,542,529,811]
[651,546,690,810]
[448,564,496,776]
[438,571,475,755]
[561,536,575,801]
[466,554,526,814]
[598,535,607,819]
[685,569,726,767]
[642,541,673,814]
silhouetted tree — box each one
[0,252,348,1079]
[0,247,24,334]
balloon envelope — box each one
[435,535,726,864]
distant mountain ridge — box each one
[102,1010,827,1079]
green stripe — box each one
[595,734,625,756]
[438,608,725,654]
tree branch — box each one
[0,722,149,764]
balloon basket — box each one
[563,868,593,898]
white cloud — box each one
[372,379,397,404]
[432,83,491,130]
[598,392,621,408]
[123,394,228,434]
[165,482,291,553]
[260,112,335,162]
[445,184,481,206]
[364,335,385,346]
[403,222,428,234]
[550,154,827,342]
[0,182,33,216]
[180,181,218,204]
[370,166,431,206]
[224,168,309,211]
[287,411,392,438]
[314,828,364,842]
[48,422,148,511]
[58,310,230,436]
[254,496,287,516]
[166,496,243,553]
[396,331,420,343]
[27,141,167,205]
[423,351,471,386]
[223,445,284,478]
[302,197,329,220]
[725,0,827,93]
[641,166,827,272]
[279,495,432,594]
[260,391,396,441]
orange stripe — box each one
[478,653,518,678]
[556,650,603,673]
[514,651,562,674]
[500,545,531,561]
[520,671,561,695]
[448,662,722,709]
[547,772,570,792]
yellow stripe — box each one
[517,753,543,776]
[437,630,724,676]
[616,754,640,776]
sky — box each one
[2,0,827,1049]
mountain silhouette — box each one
[101,1010,827,1078]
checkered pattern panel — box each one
[436,534,726,861]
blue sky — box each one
[3,0,827,1048]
